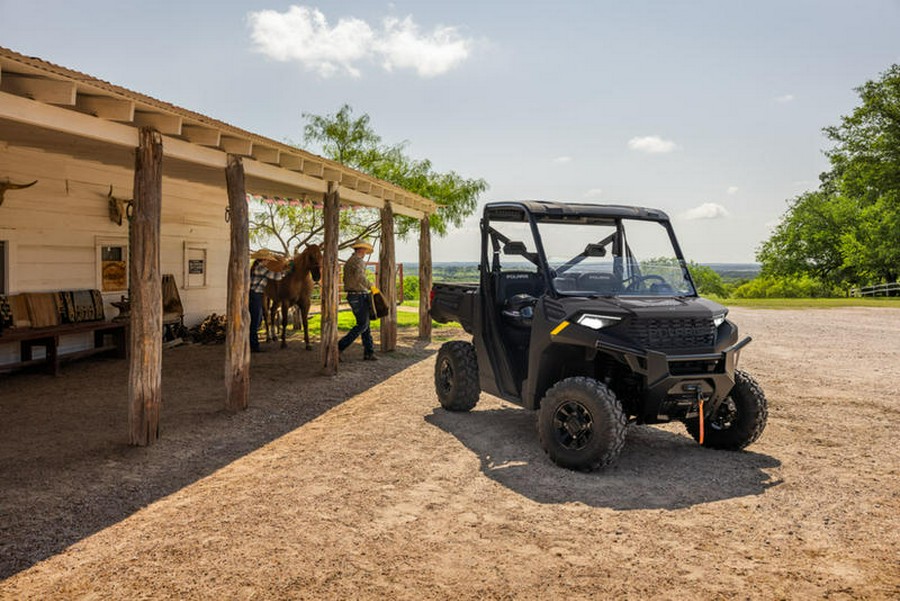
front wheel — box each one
[685,370,768,450]
[538,377,627,471]
[434,341,480,412]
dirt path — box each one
[1,308,898,599]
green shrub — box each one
[403,276,420,301]
[732,275,840,298]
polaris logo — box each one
[649,325,711,339]
[506,274,530,279]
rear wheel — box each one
[538,377,627,471]
[685,370,767,450]
[434,341,480,412]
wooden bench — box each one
[0,320,128,376]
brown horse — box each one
[264,244,322,349]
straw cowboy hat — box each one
[250,248,287,271]
[350,240,374,253]
[250,248,278,260]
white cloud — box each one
[684,202,729,220]
[376,16,471,77]
[583,188,603,199]
[726,186,739,195]
[627,135,677,154]
[248,6,472,78]
[552,156,572,164]
[775,94,795,103]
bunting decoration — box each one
[245,193,369,211]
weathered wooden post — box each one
[320,182,341,375]
[224,155,250,412]
[128,127,163,446]
[418,215,432,341]
[379,201,397,352]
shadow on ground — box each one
[426,405,781,511]
[0,335,437,579]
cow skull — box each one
[107,186,133,226]
[0,179,37,206]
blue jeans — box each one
[338,293,374,355]
[249,290,264,351]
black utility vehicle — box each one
[430,201,767,471]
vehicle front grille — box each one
[625,318,716,351]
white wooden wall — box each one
[1,142,232,361]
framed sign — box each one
[184,242,208,288]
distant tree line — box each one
[751,64,900,296]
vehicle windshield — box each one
[538,218,696,297]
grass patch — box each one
[709,296,900,309]
[276,308,451,338]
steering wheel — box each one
[624,274,671,294]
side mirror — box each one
[503,241,528,255]
[584,243,606,257]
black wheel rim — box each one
[552,401,593,450]
[438,358,454,396]
[710,398,738,431]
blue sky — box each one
[2,1,899,263]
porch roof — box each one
[0,46,435,218]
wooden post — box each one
[320,182,341,375]
[224,155,250,412]
[418,216,432,341]
[128,127,163,446]
[379,201,397,352]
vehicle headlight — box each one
[576,314,621,330]
[713,311,728,328]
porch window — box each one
[97,238,128,293]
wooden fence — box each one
[849,282,900,297]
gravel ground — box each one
[1,307,898,599]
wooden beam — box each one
[128,127,163,446]
[356,180,371,194]
[418,216,432,341]
[181,124,221,146]
[341,174,358,190]
[252,146,280,164]
[379,201,397,352]
[220,136,253,156]
[0,73,76,105]
[320,182,341,375]
[304,160,324,178]
[133,111,182,135]
[225,155,250,412]
[75,94,135,121]
[280,153,304,171]
[322,166,342,182]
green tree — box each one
[687,262,728,297]
[250,104,486,253]
[757,64,900,287]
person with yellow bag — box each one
[338,241,378,361]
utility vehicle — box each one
[430,201,767,471]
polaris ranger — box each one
[430,201,767,471]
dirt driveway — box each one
[1,307,898,599]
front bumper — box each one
[596,336,751,421]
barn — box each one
[0,46,437,443]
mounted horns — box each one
[0,179,38,206]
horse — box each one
[264,244,322,350]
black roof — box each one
[484,200,671,222]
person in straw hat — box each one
[338,240,378,360]
[249,249,285,353]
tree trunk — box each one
[379,202,397,352]
[320,182,341,375]
[128,127,163,446]
[225,155,250,412]
[418,216,432,341]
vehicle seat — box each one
[502,293,538,328]
[577,272,621,295]
[493,271,543,306]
